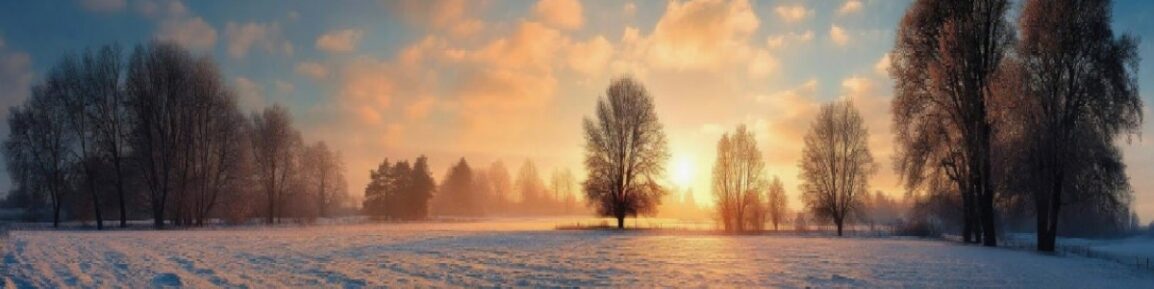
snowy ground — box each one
[2,219,1153,288]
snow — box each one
[2,219,1153,288]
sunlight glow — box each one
[672,156,694,188]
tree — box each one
[799,100,875,236]
[71,45,132,228]
[1016,0,1142,251]
[582,77,669,229]
[711,124,767,232]
[302,141,346,218]
[406,156,435,219]
[250,104,302,224]
[766,176,788,231]
[4,84,73,227]
[550,168,577,213]
[515,160,545,213]
[436,158,480,216]
[363,159,392,218]
[487,161,512,212]
[891,0,1013,246]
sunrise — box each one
[1,0,1154,287]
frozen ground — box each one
[2,219,1153,288]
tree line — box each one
[361,156,584,220]
[2,41,350,229]
[891,0,1141,251]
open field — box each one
[2,219,1153,288]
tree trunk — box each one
[87,173,104,230]
[616,215,625,229]
[835,218,844,236]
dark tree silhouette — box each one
[799,100,875,236]
[891,0,1013,246]
[1016,0,1142,251]
[582,77,669,229]
[711,124,767,232]
[4,82,73,227]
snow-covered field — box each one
[3,219,1153,288]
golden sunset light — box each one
[2,0,1154,287]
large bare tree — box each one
[711,124,767,232]
[301,141,346,218]
[582,77,669,229]
[799,100,875,236]
[1016,0,1142,251]
[891,0,1013,246]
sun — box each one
[672,156,694,189]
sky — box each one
[0,0,1152,221]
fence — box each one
[999,237,1154,273]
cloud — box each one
[275,80,295,95]
[766,30,814,49]
[829,24,849,46]
[747,49,778,78]
[150,2,217,51]
[645,0,760,70]
[837,0,863,15]
[566,35,613,75]
[624,1,637,17]
[534,0,584,30]
[316,29,365,54]
[774,4,812,23]
[295,61,330,80]
[390,0,485,38]
[225,22,292,58]
[234,77,266,111]
[875,53,890,76]
[80,0,126,12]
[157,17,217,51]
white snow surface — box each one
[2,219,1153,288]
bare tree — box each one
[302,141,346,218]
[1016,0,1142,251]
[711,124,767,232]
[79,46,132,228]
[550,168,577,213]
[250,104,302,224]
[487,161,512,212]
[766,176,788,231]
[515,159,545,213]
[891,0,1013,246]
[799,100,875,236]
[582,76,669,229]
[4,85,73,227]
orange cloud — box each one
[316,29,364,54]
[226,21,292,58]
[774,4,812,23]
[830,24,850,46]
[534,0,584,30]
[646,0,760,70]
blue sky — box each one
[1,0,1153,220]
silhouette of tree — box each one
[891,0,1013,246]
[582,77,669,229]
[1016,0,1142,251]
[4,81,73,227]
[437,158,480,216]
[800,100,875,236]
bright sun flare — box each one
[672,156,694,188]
